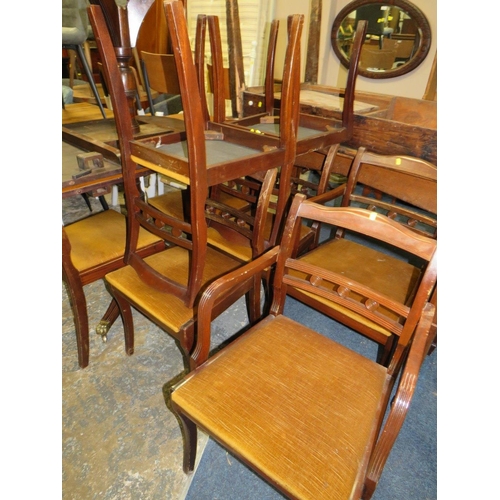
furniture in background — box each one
[140,50,182,115]
[169,194,437,500]
[63,0,106,118]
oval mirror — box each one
[331,0,431,79]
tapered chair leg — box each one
[173,405,198,473]
[111,288,136,356]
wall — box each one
[274,0,437,99]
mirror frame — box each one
[331,0,432,79]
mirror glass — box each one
[331,0,431,79]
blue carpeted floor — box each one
[185,296,437,500]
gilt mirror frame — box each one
[331,0,432,79]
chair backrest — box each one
[89,0,209,308]
[63,0,89,43]
[193,14,211,125]
[207,12,303,247]
[205,168,278,259]
[271,194,437,371]
[360,46,397,70]
[140,51,181,95]
[340,147,437,238]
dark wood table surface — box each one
[62,103,186,198]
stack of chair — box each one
[204,15,368,248]
[88,0,304,370]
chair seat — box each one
[149,189,251,221]
[149,190,186,220]
[62,26,87,45]
[141,139,270,184]
[172,314,388,500]
[247,122,340,141]
[105,246,240,333]
[290,238,421,337]
[64,209,162,272]
[206,211,314,262]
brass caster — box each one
[96,320,111,343]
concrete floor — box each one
[62,193,249,499]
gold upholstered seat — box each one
[62,209,164,368]
[293,146,437,365]
[169,195,437,500]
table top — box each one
[62,103,186,197]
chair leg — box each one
[173,405,198,473]
[109,287,135,356]
[75,44,107,118]
[95,298,121,342]
[63,277,90,369]
[81,193,93,211]
[98,195,109,211]
[377,335,396,367]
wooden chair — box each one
[206,143,344,260]
[168,195,437,500]
[63,0,106,118]
[88,1,301,369]
[150,12,304,257]
[294,146,437,364]
[207,15,366,247]
[62,210,164,368]
[140,50,181,115]
[147,14,251,216]
[211,18,368,157]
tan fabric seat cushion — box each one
[149,189,251,221]
[207,212,313,262]
[64,209,162,272]
[290,238,421,337]
[105,246,240,333]
[148,190,185,220]
[172,314,388,500]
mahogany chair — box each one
[168,195,437,500]
[206,15,366,247]
[293,146,437,364]
[88,1,301,368]
[147,14,251,217]
[204,144,344,262]
[210,17,368,157]
[149,12,304,258]
[62,210,164,368]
